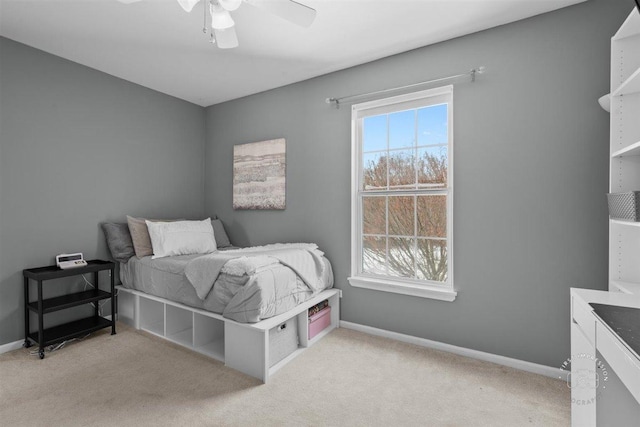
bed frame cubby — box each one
[139,297,164,336]
[116,286,340,383]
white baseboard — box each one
[340,321,568,382]
[0,339,24,355]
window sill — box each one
[348,276,457,302]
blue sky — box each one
[363,103,448,153]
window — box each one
[349,86,456,301]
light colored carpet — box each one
[0,323,569,426]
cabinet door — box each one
[571,322,597,427]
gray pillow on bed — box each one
[101,222,135,263]
[211,219,232,248]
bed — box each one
[103,217,339,382]
[103,218,334,323]
[119,245,334,323]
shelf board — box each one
[611,280,640,295]
[28,289,111,314]
[613,8,640,41]
[308,324,335,347]
[141,321,164,336]
[610,219,640,227]
[28,316,112,346]
[612,140,640,158]
[166,328,193,347]
[194,339,225,362]
[613,67,640,97]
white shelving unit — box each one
[117,286,340,383]
[571,13,640,425]
[609,8,640,295]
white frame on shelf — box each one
[116,286,341,383]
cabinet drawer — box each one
[596,321,640,404]
[572,296,595,344]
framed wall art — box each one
[233,138,286,210]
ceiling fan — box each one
[117,0,316,49]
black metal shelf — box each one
[23,259,116,358]
[28,316,112,347]
[27,289,112,314]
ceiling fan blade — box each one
[177,0,201,13]
[214,27,239,49]
[245,0,316,28]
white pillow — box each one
[146,218,217,259]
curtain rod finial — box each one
[326,97,340,108]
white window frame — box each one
[348,86,456,302]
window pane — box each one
[416,239,448,282]
[417,146,447,188]
[363,236,386,275]
[389,110,415,150]
[417,195,447,238]
[362,196,386,235]
[363,115,387,153]
[363,152,387,191]
[388,149,415,189]
[417,104,448,147]
[388,196,414,236]
[388,237,415,278]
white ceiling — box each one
[0,0,586,106]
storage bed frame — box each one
[116,285,340,383]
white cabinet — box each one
[570,289,640,425]
[609,9,640,292]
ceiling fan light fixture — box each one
[210,4,235,29]
[218,0,242,12]
[177,0,201,13]
[214,27,239,49]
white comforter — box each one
[185,243,329,300]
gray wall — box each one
[0,37,205,345]
[204,0,631,367]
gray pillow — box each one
[101,222,135,263]
[127,215,155,258]
[211,219,232,248]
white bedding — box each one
[185,243,329,299]
[119,246,334,323]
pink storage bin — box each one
[308,306,332,340]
